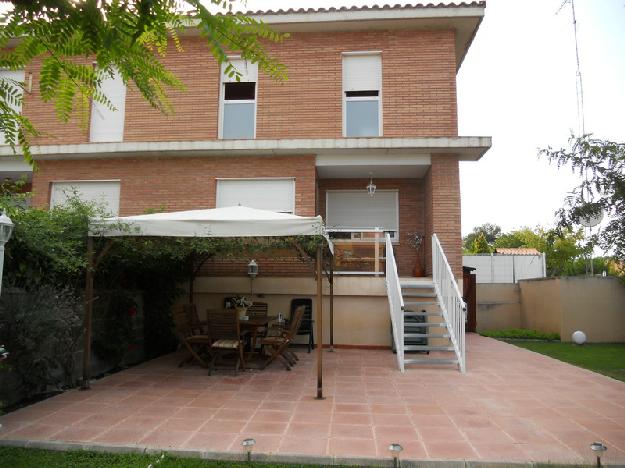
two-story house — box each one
[0,2,491,350]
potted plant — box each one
[408,232,425,277]
[232,296,252,319]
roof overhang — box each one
[243,3,486,71]
[0,136,491,163]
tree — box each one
[0,0,287,164]
[471,232,491,254]
[463,223,501,252]
[540,135,625,267]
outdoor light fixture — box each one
[0,211,14,296]
[388,443,403,468]
[241,438,256,462]
[366,173,377,197]
[247,259,258,295]
[590,442,607,467]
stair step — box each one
[401,283,434,290]
[404,358,458,365]
[404,333,450,339]
[403,301,438,308]
[404,311,443,317]
[404,345,454,352]
[404,322,446,328]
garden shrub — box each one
[92,290,137,367]
[0,287,82,399]
[480,328,560,341]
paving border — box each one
[3,438,621,468]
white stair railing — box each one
[384,232,404,372]
[431,234,466,373]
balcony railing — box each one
[328,229,392,275]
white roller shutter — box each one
[326,190,398,231]
[0,69,25,145]
[221,58,258,83]
[343,54,382,92]
[216,179,295,213]
[90,70,126,142]
[50,181,121,216]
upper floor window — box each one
[90,70,126,143]
[216,178,295,213]
[0,69,25,145]
[220,58,257,140]
[342,53,382,137]
[50,180,121,216]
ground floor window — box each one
[50,180,121,216]
[215,178,295,214]
[326,189,398,275]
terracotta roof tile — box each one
[242,2,486,16]
[495,248,542,256]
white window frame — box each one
[215,177,295,214]
[325,189,399,240]
[342,51,383,138]
[89,69,126,143]
[49,179,121,216]
[218,56,258,140]
[0,69,25,146]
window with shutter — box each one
[216,178,295,213]
[89,70,126,142]
[326,190,398,232]
[0,69,25,145]
[50,181,121,216]
[342,53,382,137]
[220,58,258,139]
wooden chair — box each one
[247,301,268,350]
[261,306,305,370]
[172,304,211,368]
[290,298,314,352]
[206,308,246,375]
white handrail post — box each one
[384,232,404,372]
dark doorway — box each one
[463,266,477,332]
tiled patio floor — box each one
[1,334,625,465]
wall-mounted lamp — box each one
[247,259,258,295]
[366,172,376,197]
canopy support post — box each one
[81,236,95,390]
[315,245,324,400]
[329,255,334,352]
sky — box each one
[239,0,625,237]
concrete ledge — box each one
[0,438,609,467]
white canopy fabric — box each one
[89,205,332,250]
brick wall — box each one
[424,156,462,277]
[31,155,317,216]
[23,29,457,144]
[317,178,425,277]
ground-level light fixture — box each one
[0,211,14,296]
[366,173,377,197]
[590,442,607,467]
[388,443,403,468]
[242,437,256,462]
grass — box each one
[480,328,560,341]
[505,340,625,382]
[0,447,343,468]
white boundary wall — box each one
[463,254,546,283]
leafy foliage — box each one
[540,135,625,271]
[92,291,137,367]
[480,328,560,341]
[462,223,501,252]
[0,287,82,397]
[0,0,287,164]
[471,232,491,254]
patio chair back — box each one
[172,304,194,338]
[289,298,314,352]
[206,308,240,342]
[248,301,268,319]
[286,306,306,340]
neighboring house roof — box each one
[495,248,541,256]
[243,2,486,15]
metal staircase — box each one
[400,280,458,367]
[385,233,466,373]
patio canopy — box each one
[89,205,331,248]
[83,205,333,400]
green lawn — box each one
[506,341,625,382]
[0,448,342,468]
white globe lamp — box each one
[572,330,586,345]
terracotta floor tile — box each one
[372,413,412,426]
[80,412,129,428]
[407,404,445,416]
[292,411,333,424]
[279,436,329,455]
[374,425,419,444]
[259,401,297,412]
[50,424,106,443]
[243,421,288,435]
[331,424,374,439]
[159,417,207,432]
[8,423,64,440]
[250,410,292,423]
[114,415,163,432]
[287,422,330,438]
[411,414,454,427]
[461,427,514,444]
[329,437,377,457]
[473,443,528,461]
[139,429,195,448]
[419,426,466,443]
[172,406,216,420]
[199,419,247,434]
[93,427,148,445]
[335,403,370,413]
[213,408,253,421]
[375,439,427,459]
[371,404,407,415]
[183,432,237,451]
[37,411,90,426]
[425,441,478,459]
